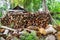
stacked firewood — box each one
[1,11,60,40]
[1,11,51,29]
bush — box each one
[19,30,39,40]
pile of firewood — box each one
[1,11,51,29]
[1,11,60,40]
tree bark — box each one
[42,0,48,12]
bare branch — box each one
[0,26,16,31]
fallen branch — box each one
[0,26,16,31]
[0,26,26,35]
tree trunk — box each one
[42,0,48,12]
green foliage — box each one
[0,12,2,17]
[10,0,42,12]
[47,0,60,12]
[20,30,39,40]
[24,0,40,12]
[10,0,24,9]
[52,13,60,25]
[46,0,60,25]
[23,0,42,12]
[0,0,10,17]
[10,0,60,12]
